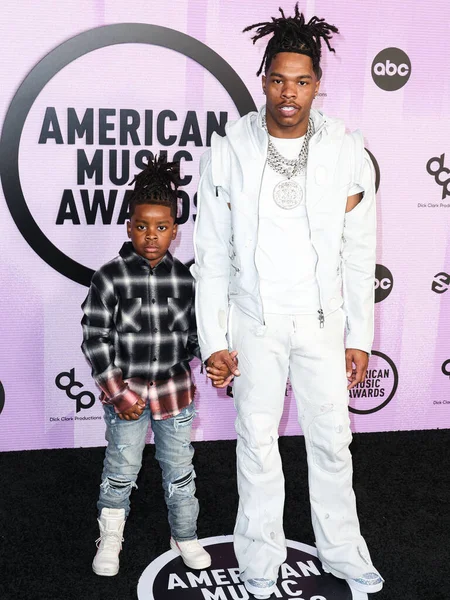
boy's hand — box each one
[206,350,239,389]
[118,398,146,420]
[346,348,369,390]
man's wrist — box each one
[346,347,369,356]
[111,389,141,413]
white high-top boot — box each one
[92,508,126,576]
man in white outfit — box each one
[192,5,384,598]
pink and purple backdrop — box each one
[1,0,449,451]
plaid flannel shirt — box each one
[81,242,201,419]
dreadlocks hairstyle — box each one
[243,3,339,79]
[128,154,181,220]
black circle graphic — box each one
[366,148,381,193]
[349,350,398,415]
[371,47,411,91]
[140,538,352,600]
[0,381,4,415]
[0,24,257,287]
[442,360,450,377]
[374,264,393,303]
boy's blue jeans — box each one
[98,402,199,542]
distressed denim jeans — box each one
[98,402,199,541]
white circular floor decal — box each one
[138,535,367,599]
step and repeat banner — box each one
[0,0,449,451]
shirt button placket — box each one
[149,271,156,373]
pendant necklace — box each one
[262,113,314,210]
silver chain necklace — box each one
[262,113,314,209]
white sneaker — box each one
[323,563,384,594]
[244,578,276,599]
[347,572,384,593]
[170,537,212,570]
[92,508,126,576]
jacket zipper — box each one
[318,308,325,328]
[305,127,326,329]
[254,140,269,326]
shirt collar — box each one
[154,251,174,273]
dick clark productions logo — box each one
[138,535,357,600]
[55,368,95,413]
[371,47,411,91]
[442,360,450,378]
[426,154,450,200]
[0,24,256,287]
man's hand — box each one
[345,349,369,390]
[206,349,240,389]
[118,398,146,420]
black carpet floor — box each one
[0,429,449,600]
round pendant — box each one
[273,179,303,209]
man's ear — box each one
[314,79,321,97]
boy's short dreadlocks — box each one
[243,3,339,80]
[128,154,181,220]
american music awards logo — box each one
[348,351,398,414]
[138,536,362,599]
[0,24,256,287]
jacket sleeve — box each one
[342,140,377,354]
[191,145,232,362]
[81,274,140,412]
[186,281,202,361]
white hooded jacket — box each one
[192,107,376,361]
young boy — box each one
[81,155,211,576]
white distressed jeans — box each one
[231,306,374,583]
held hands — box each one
[206,348,368,390]
[346,348,369,390]
[118,398,146,420]
[206,349,240,389]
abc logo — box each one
[372,48,411,91]
[375,264,393,303]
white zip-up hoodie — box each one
[192,107,376,361]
